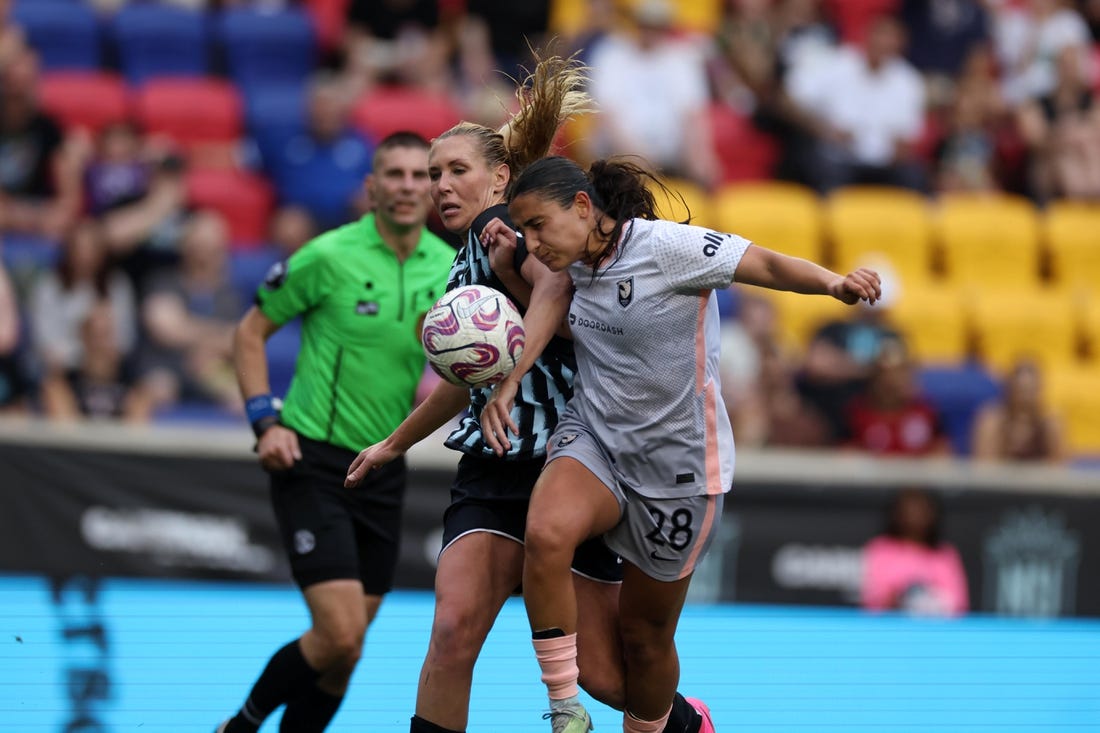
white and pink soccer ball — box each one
[421,285,526,388]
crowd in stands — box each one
[0,0,1098,464]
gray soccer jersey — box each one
[562,217,752,499]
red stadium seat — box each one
[708,104,779,184]
[823,0,900,45]
[38,72,130,134]
[186,168,274,248]
[135,78,243,148]
[304,0,348,52]
[352,86,462,143]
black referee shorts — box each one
[441,453,623,583]
[269,434,405,595]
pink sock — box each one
[532,633,579,700]
[622,705,673,733]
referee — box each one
[218,132,456,733]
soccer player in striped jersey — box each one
[479,156,881,733]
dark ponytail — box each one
[512,156,683,273]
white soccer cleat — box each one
[542,700,593,733]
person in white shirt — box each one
[479,156,880,733]
[787,13,927,192]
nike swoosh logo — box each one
[451,292,503,323]
[649,551,678,562]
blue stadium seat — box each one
[918,363,1002,456]
[11,0,101,70]
[229,248,283,306]
[110,4,210,85]
[217,7,316,88]
[244,83,308,164]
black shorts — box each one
[269,435,405,594]
[441,453,622,583]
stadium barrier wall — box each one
[1,419,1097,617]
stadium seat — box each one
[712,181,822,263]
[11,0,101,70]
[823,0,900,44]
[885,283,969,365]
[135,79,243,149]
[762,288,853,353]
[230,247,283,305]
[351,86,462,143]
[1045,362,1100,456]
[936,193,1042,291]
[37,72,129,134]
[110,4,209,85]
[304,0,349,52]
[970,288,1077,372]
[708,103,780,183]
[1043,201,1100,296]
[245,83,309,164]
[917,363,1001,455]
[1080,296,1100,362]
[826,186,934,285]
[652,178,712,229]
[216,7,317,88]
[186,168,274,248]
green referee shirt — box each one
[255,213,455,452]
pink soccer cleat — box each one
[685,697,715,733]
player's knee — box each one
[619,617,674,668]
[425,606,487,669]
[578,665,625,710]
[525,511,580,565]
[312,627,365,672]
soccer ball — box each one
[421,285,526,388]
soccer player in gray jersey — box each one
[480,156,881,733]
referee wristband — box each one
[246,394,281,439]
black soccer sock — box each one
[279,683,344,732]
[224,640,320,733]
[662,692,703,733]
[410,714,465,733]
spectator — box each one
[1016,46,1100,200]
[28,220,137,374]
[971,359,1064,462]
[39,301,153,422]
[588,0,719,187]
[139,210,242,413]
[797,296,905,441]
[787,13,928,192]
[0,248,30,413]
[993,0,1092,104]
[900,0,990,81]
[267,205,316,258]
[843,340,953,456]
[343,0,451,92]
[862,487,969,616]
[0,46,81,238]
[734,339,833,448]
[91,124,191,296]
[266,73,375,231]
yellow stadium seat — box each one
[1081,296,1100,361]
[712,182,823,263]
[885,284,969,365]
[762,288,854,354]
[548,0,589,36]
[550,0,721,37]
[1045,362,1100,455]
[1043,201,1100,296]
[651,177,712,229]
[936,193,1042,291]
[826,186,934,285]
[970,288,1077,372]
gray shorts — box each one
[546,420,724,582]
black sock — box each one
[410,714,465,733]
[225,640,320,733]
[531,627,567,640]
[279,684,344,732]
[662,692,703,733]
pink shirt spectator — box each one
[862,536,969,616]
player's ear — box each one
[493,164,511,198]
[573,190,592,218]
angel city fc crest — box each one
[617,277,634,307]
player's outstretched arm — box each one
[733,245,881,305]
[481,250,573,457]
[344,378,469,487]
[234,307,301,471]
